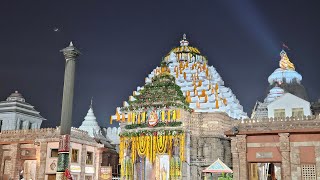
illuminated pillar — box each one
[56,42,80,180]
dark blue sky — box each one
[0,0,319,128]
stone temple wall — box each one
[183,112,233,180]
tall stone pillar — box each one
[56,42,80,180]
[279,133,291,180]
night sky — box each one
[1,0,320,128]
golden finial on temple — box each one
[279,50,295,70]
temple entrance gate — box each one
[249,163,281,180]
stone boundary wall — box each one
[0,127,98,145]
[231,115,320,132]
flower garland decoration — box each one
[119,130,186,179]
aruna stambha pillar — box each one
[56,42,80,180]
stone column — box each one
[59,42,80,135]
[80,145,86,179]
[290,146,301,180]
[230,137,239,180]
[36,141,48,180]
[279,133,291,180]
[236,135,247,180]
[96,148,103,180]
[10,143,20,180]
[56,42,80,180]
[315,146,320,180]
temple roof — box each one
[79,102,101,138]
[121,63,190,112]
[79,101,116,149]
[251,87,285,119]
[0,91,46,120]
[202,158,233,173]
[166,34,201,56]
[264,86,285,103]
[6,91,26,102]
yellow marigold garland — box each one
[152,135,157,162]
[137,135,147,156]
[180,132,185,162]
[119,130,185,179]
[156,135,167,154]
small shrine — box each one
[202,158,233,180]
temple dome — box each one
[268,68,302,84]
[268,50,302,84]
[164,34,207,63]
[6,90,25,102]
[79,104,101,138]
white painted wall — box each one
[267,93,311,118]
[0,112,43,130]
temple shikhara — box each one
[110,34,247,180]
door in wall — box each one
[47,174,56,180]
[249,163,281,180]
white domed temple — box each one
[0,91,46,131]
[110,35,247,180]
[79,101,102,138]
[252,49,309,119]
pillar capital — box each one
[60,42,81,61]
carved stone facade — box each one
[226,115,320,180]
[186,112,233,180]
[0,127,118,180]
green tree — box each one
[217,173,233,180]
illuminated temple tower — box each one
[251,50,309,119]
[111,35,247,180]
